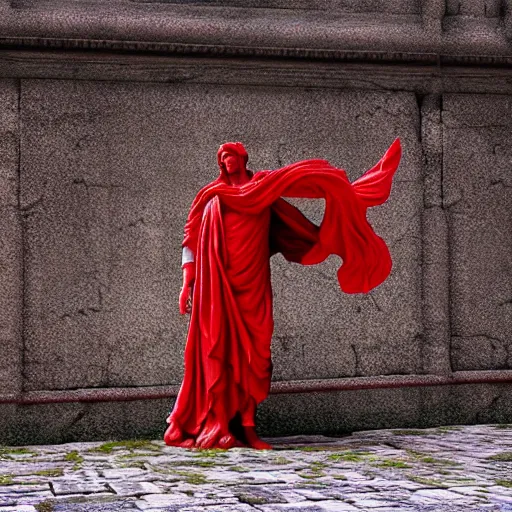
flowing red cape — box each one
[168,139,402,442]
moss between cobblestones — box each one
[64,450,84,470]
[88,440,161,454]
[392,430,432,436]
[297,481,330,488]
[291,445,346,452]
[0,447,37,460]
[297,464,327,479]
[327,451,371,462]
[494,424,512,429]
[488,452,512,461]
[64,451,83,463]
[237,493,269,505]
[145,466,181,481]
[372,459,410,468]
[0,477,40,487]
[34,500,56,512]
[451,477,478,485]
[406,450,462,466]
[418,456,441,463]
[193,448,228,457]
[189,460,217,468]
[438,459,463,466]
[117,452,163,459]
[326,450,415,468]
[437,426,463,432]
[163,458,226,468]
[33,468,64,477]
[229,466,250,473]
[0,476,40,487]
[273,456,292,465]
[0,474,14,485]
[496,480,512,488]
[168,469,208,485]
[406,474,451,488]
[298,473,325,479]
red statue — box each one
[164,139,402,450]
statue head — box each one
[217,142,249,180]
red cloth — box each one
[167,138,401,444]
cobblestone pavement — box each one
[0,425,511,511]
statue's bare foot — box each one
[196,423,224,449]
[181,438,195,448]
[243,426,272,450]
[218,434,236,449]
[164,422,184,446]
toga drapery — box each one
[166,139,402,446]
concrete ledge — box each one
[0,0,510,61]
[1,370,511,405]
[3,380,511,445]
[2,51,512,96]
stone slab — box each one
[107,481,162,497]
[0,506,37,512]
[442,94,512,371]
[51,482,111,495]
[180,506,255,512]
[130,0,421,14]
[20,79,422,392]
[256,501,359,511]
[0,78,22,396]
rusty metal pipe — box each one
[1,370,511,406]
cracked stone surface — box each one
[19,79,422,394]
[443,94,512,372]
[0,78,22,398]
[0,425,511,511]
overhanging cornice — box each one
[0,0,510,65]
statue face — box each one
[221,153,242,175]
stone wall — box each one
[0,0,511,444]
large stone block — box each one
[446,0,502,17]
[258,383,512,437]
[5,382,512,445]
[7,399,170,445]
[131,0,421,13]
[20,80,422,391]
[443,94,512,371]
[0,79,22,395]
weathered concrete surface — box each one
[0,1,438,55]
[130,0,422,13]
[420,94,451,375]
[4,382,512,446]
[258,383,512,437]
[0,425,511,511]
[0,0,510,444]
[0,79,22,396]
[19,79,422,391]
[2,0,512,59]
[443,94,512,371]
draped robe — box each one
[166,139,402,444]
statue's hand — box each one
[179,285,192,315]
[179,262,195,315]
